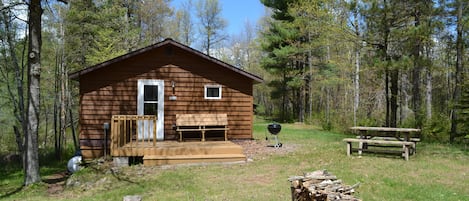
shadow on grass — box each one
[0,149,74,198]
[0,159,24,199]
[0,186,24,199]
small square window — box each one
[204,85,222,99]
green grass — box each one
[1,119,468,201]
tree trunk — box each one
[13,126,23,154]
[43,108,48,148]
[24,0,43,185]
[450,0,464,143]
[425,43,432,120]
[301,86,305,122]
[69,105,78,152]
[60,52,67,159]
[425,67,432,120]
[326,87,331,129]
[54,52,60,158]
[390,69,398,127]
[400,72,410,123]
[353,11,360,126]
[283,68,290,122]
[385,68,390,126]
[412,6,422,129]
[206,32,211,56]
[308,33,313,121]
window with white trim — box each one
[204,85,222,99]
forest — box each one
[0,0,468,185]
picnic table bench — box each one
[176,113,229,142]
[345,126,421,160]
[343,138,414,160]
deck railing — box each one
[111,115,157,154]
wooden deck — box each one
[113,141,246,166]
[110,115,246,166]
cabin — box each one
[69,38,263,166]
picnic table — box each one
[349,126,421,141]
[344,126,421,160]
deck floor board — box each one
[112,141,246,166]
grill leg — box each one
[274,135,280,148]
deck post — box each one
[103,122,110,158]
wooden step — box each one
[113,141,245,157]
[143,154,246,166]
[151,144,244,156]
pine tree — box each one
[362,0,414,127]
[261,0,340,123]
[85,1,135,64]
[450,0,468,143]
[260,0,301,122]
[64,0,99,71]
[456,79,469,139]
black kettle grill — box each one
[267,123,282,148]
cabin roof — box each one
[69,38,263,83]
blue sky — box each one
[171,0,267,35]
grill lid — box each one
[267,123,281,135]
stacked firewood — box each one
[288,170,361,201]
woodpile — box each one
[289,170,361,201]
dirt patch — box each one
[43,171,69,195]
[233,139,298,160]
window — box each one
[143,85,158,115]
[204,85,222,99]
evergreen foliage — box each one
[456,77,469,138]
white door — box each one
[137,80,164,140]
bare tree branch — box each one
[0,2,26,12]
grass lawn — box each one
[1,119,468,201]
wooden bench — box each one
[343,138,415,161]
[355,136,420,154]
[176,114,229,142]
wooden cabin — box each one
[69,38,263,165]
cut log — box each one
[289,170,361,201]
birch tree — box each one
[349,0,363,126]
[24,0,42,185]
[195,0,227,56]
[23,0,68,185]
